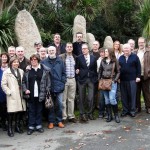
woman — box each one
[1,56,26,137]
[0,52,9,71]
[98,48,120,123]
[22,54,51,135]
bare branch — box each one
[0,0,4,15]
[7,0,16,12]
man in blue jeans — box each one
[41,46,66,129]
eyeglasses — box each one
[31,58,37,61]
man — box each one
[16,46,30,71]
[59,43,77,123]
[91,41,100,60]
[136,37,150,113]
[50,33,66,55]
[41,46,66,129]
[8,46,16,58]
[73,32,86,56]
[76,44,97,122]
[39,47,48,60]
[128,39,135,52]
[119,43,141,117]
[34,42,43,55]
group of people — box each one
[0,32,150,138]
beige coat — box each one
[1,68,26,112]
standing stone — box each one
[86,33,95,51]
[103,36,113,49]
[15,10,41,58]
[73,15,86,42]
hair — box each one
[16,46,25,52]
[53,33,60,38]
[128,39,135,43]
[66,42,73,46]
[30,54,40,63]
[99,48,105,53]
[9,56,19,67]
[0,52,10,64]
[76,32,83,35]
[113,40,122,54]
[0,58,2,67]
[8,46,15,51]
[82,43,89,49]
[34,42,43,46]
[105,48,116,62]
[138,37,146,42]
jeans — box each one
[103,83,117,105]
[48,92,63,124]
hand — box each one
[76,69,79,74]
[25,90,30,94]
[136,78,140,82]
[26,65,31,70]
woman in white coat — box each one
[1,56,26,137]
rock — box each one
[73,15,86,42]
[86,33,95,51]
[15,10,41,58]
[103,36,113,49]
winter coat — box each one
[22,64,51,102]
[1,68,26,112]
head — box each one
[123,43,131,56]
[66,42,73,54]
[9,56,20,69]
[128,39,135,51]
[0,52,9,64]
[16,46,25,60]
[82,43,89,55]
[48,46,57,59]
[104,48,116,61]
[39,47,47,60]
[8,46,16,58]
[99,48,105,58]
[76,32,83,42]
[34,42,43,53]
[30,54,40,67]
[138,37,146,50]
[92,41,100,52]
[113,41,122,53]
[53,33,61,44]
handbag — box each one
[98,62,115,91]
[45,90,53,109]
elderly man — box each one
[16,46,30,71]
[136,37,150,113]
[8,46,16,58]
[119,43,141,117]
[39,47,48,60]
[91,41,100,60]
[34,42,43,55]
[128,39,136,52]
[76,43,97,122]
[41,46,66,129]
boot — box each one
[112,104,120,123]
[106,104,113,122]
[8,113,14,137]
[15,113,23,133]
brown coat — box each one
[1,68,26,112]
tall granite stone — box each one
[86,33,95,51]
[103,36,113,49]
[15,10,41,58]
[73,15,86,42]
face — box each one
[54,34,61,43]
[34,44,42,53]
[39,48,47,58]
[48,47,56,57]
[100,51,105,58]
[128,40,135,50]
[82,45,89,55]
[93,41,100,50]
[138,38,145,50]
[123,44,131,56]
[1,55,8,63]
[16,49,24,59]
[76,34,83,42]
[12,59,19,69]
[114,41,120,50]
[8,48,15,57]
[66,44,73,53]
[31,57,38,67]
[105,49,109,58]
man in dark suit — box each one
[76,44,97,122]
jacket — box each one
[22,64,51,102]
[98,58,120,82]
[1,68,26,112]
[41,56,66,93]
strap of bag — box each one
[110,62,115,78]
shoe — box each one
[146,108,150,114]
[62,119,68,124]
[68,118,77,123]
[121,112,128,117]
[130,112,136,117]
[15,125,23,133]
[48,123,54,129]
[58,122,65,128]
[114,115,120,123]
[80,115,88,123]
[27,129,34,135]
[37,128,44,133]
[99,113,104,118]
[88,114,95,120]
[136,108,141,113]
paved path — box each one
[0,111,150,150]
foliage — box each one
[0,11,15,52]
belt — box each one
[67,77,75,79]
